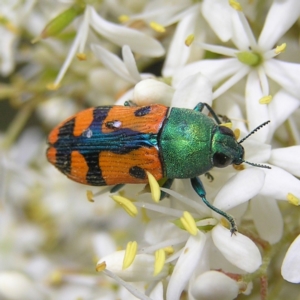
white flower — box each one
[173,0,300,143]
[0,271,40,300]
[98,250,169,282]
[189,270,239,300]
[52,5,164,87]
[281,234,300,283]
[0,0,36,75]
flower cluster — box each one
[0,0,300,299]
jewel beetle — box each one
[46,101,270,234]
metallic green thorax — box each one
[159,107,216,178]
[159,107,245,178]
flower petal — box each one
[89,6,165,57]
[166,231,206,300]
[173,58,241,87]
[133,79,174,106]
[91,44,135,83]
[202,0,233,42]
[267,90,300,141]
[251,196,283,244]
[149,282,164,300]
[214,168,265,211]
[212,225,262,272]
[171,72,212,109]
[245,70,269,143]
[122,45,142,82]
[259,165,300,200]
[258,0,300,51]
[264,60,300,98]
[190,270,239,300]
[162,6,200,77]
[281,234,300,283]
[269,146,300,177]
[98,251,168,282]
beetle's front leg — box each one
[193,102,222,125]
[159,178,174,200]
[190,176,237,235]
[124,100,137,107]
[110,184,125,193]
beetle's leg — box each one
[190,176,237,235]
[193,103,222,125]
[124,100,137,107]
[217,114,231,124]
[110,184,125,193]
[204,172,214,182]
[159,178,174,200]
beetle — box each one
[47,101,270,234]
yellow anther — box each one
[123,241,138,269]
[163,246,174,255]
[287,193,300,206]
[49,270,63,285]
[46,83,60,90]
[76,53,87,61]
[259,95,272,104]
[150,21,166,33]
[86,190,94,202]
[233,164,245,171]
[180,211,198,236]
[221,122,232,129]
[185,34,195,46]
[234,128,240,140]
[6,22,19,34]
[229,0,242,11]
[96,261,106,272]
[147,171,161,203]
[220,218,230,229]
[154,249,165,276]
[110,194,138,217]
[275,43,287,54]
[119,15,130,23]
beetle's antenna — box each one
[238,121,270,144]
[242,160,271,169]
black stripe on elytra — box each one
[134,106,151,117]
[53,106,160,186]
[55,118,75,175]
[80,106,111,185]
[129,166,146,179]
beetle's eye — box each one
[213,152,232,168]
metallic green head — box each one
[211,126,244,168]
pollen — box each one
[275,43,287,54]
[147,171,161,203]
[154,249,166,276]
[110,194,138,217]
[86,190,94,202]
[48,270,63,285]
[185,34,195,46]
[221,122,232,129]
[76,53,87,60]
[119,14,130,23]
[46,83,60,90]
[180,211,198,236]
[123,241,138,269]
[259,95,273,104]
[229,0,243,11]
[287,193,300,206]
[163,246,174,255]
[96,261,107,272]
[150,21,166,33]
[234,128,240,140]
